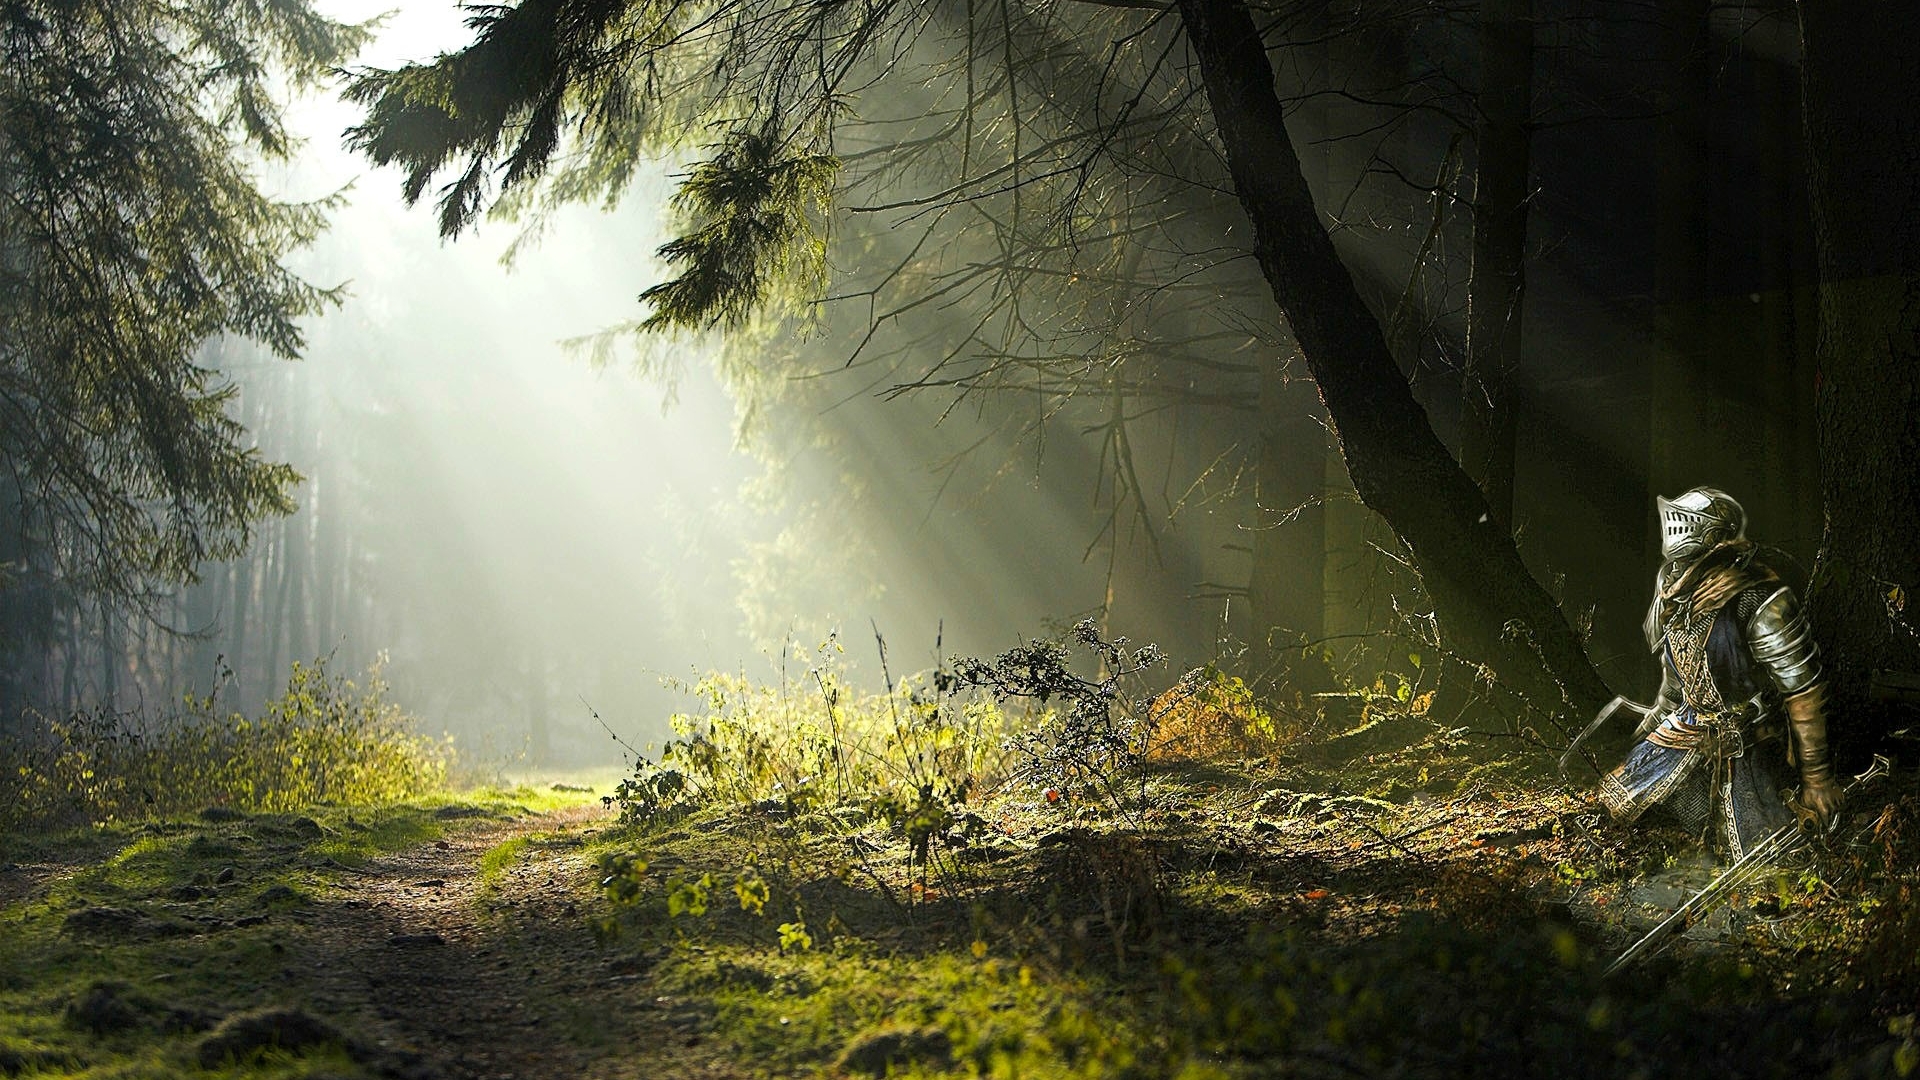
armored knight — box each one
[1599,487,1843,857]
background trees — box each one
[3,0,1908,763]
[0,0,365,717]
[1796,1,1920,742]
[342,0,1837,735]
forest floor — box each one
[1,758,1915,1079]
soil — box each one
[290,804,751,1080]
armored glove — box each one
[1785,685,1843,831]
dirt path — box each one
[296,804,752,1080]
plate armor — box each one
[1600,489,1838,857]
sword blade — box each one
[1603,753,1892,977]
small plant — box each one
[952,619,1168,821]
[1148,663,1297,762]
[605,636,1016,852]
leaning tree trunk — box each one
[1176,0,1612,726]
[1796,1,1920,744]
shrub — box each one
[607,637,1018,828]
[0,657,446,832]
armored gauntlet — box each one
[1786,684,1843,829]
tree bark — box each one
[1458,0,1534,528]
[1795,1,1920,742]
[1176,0,1612,724]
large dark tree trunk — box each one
[1177,0,1612,725]
[1795,2,1920,743]
[1458,0,1534,529]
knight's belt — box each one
[1644,696,1768,758]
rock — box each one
[253,814,323,839]
[65,982,146,1033]
[196,1009,342,1067]
[169,885,209,902]
[957,844,1017,864]
[410,879,446,889]
[62,906,145,938]
[257,884,305,908]
[837,1026,955,1076]
[198,806,247,823]
[214,866,236,885]
[386,933,447,948]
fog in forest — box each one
[134,2,1146,764]
[10,1,1920,1073]
[2,0,1853,772]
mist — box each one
[142,1,1169,766]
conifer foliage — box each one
[0,0,364,608]
[343,0,848,330]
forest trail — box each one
[296,801,748,1080]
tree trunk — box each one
[1795,1,1920,742]
[1176,0,1612,725]
[1458,0,1534,528]
[1247,366,1328,689]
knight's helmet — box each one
[1656,487,1746,567]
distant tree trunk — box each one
[1795,1,1920,739]
[1457,0,1534,528]
[1247,365,1328,689]
[226,554,252,702]
[98,600,117,708]
[1647,0,1712,531]
[1177,0,1612,723]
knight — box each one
[1598,487,1842,857]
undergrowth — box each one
[0,658,448,833]
[580,623,1920,1079]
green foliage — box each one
[0,0,367,605]
[343,0,662,236]
[0,658,447,832]
[606,637,1017,829]
[1146,663,1296,763]
[346,0,856,333]
[639,129,839,332]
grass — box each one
[0,787,557,1080]
[576,774,1919,1077]
[5,633,1915,1078]
[476,836,532,904]
[0,659,448,834]
[570,632,1920,1078]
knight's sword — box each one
[1604,752,1892,978]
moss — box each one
[0,794,494,1080]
